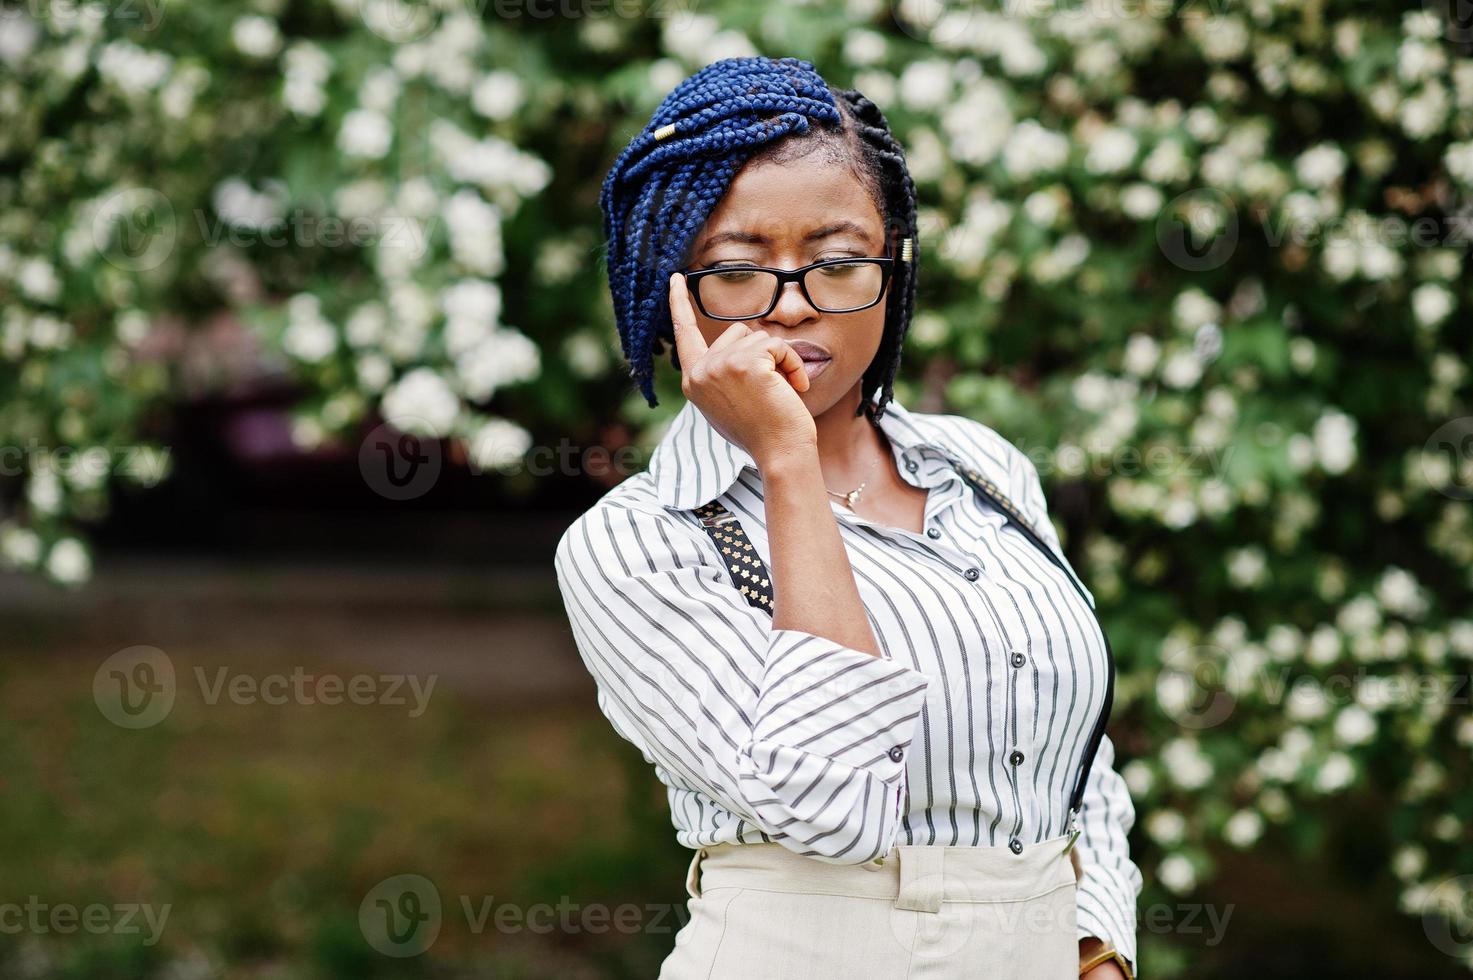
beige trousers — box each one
[659,834,1080,979]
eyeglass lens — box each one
[698,261,884,318]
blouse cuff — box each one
[750,628,930,781]
[1076,864,1139,970]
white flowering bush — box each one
[3,0,1473,971]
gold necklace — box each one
[824,455,878,510]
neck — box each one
[813,383,888,488]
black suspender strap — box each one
[687,454,1115,834]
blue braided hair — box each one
[599,56,920,420]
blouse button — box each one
[1009,838,1024,855]
[887,746,905,763]
[905,459,919,474]
[926,527,941,539]
[1009,750,1025,766]
[1010,652,1026,669]
[963,567,980,581]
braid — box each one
[831,87,921,423]
[599,57,920,416]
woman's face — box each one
[682,151,890,417]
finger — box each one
[668,273,708,366]
[749,334,811,393]
[706,320,752,355]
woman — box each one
[555,56,1141,978]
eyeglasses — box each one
[682,256,895,321]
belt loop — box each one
[684,846,707,900]
[893,846,945,914]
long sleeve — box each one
[1073,733,1142,967]
[554,500,932,864]
[1007,442,1142,965]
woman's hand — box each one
[1079,938,1130,979]
[668,272,817,469]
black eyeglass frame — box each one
[681,256,896,321]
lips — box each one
[786,340,832,380]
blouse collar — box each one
[648,395,996,511]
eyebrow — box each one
[698,220,875,253]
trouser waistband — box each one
[685,834,1079,914]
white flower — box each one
[1122,334,1160,376]
[360,66,401,112]
[455,329,540,401]
[1376,567,1429,618]
[1333,705,1377,746]
[232,16,282,60]
[472,70,523,121]
[1294,143,1347,188]
[345,303,387,348]
[282,41,331,116]
[1306,625,1340,665]
[1162,738,1213,790]
[1313,752,1355,793]
[1002,121,1069,179]
[1411,283,1454,327]
[28,470,63,515]
[442,190,504,276]
[842,30,887,66]
[1084,127,1138,175]
[1312,409,1357,474]
[1161,349,1203,389]
[941,81,1012,166]
[0,12,39,69]
[339,109,392,160]
[0,526,42,567]
[46,537,91,584]
[1397,38,1447,84]
[1227,547,1267,588]
[17,258,60,303]
[283,314,336,364]
[1121,759,1154,797]
[1223,809,1263,848]
[466,418,532,473]
[441,279,502,335]
[1445,141,1473,185]
[96,41,172,96]
[1146,810,1186,846]
[1158,855,1197,894]
[1120,183,1163,220]
[355,354,391,393]
[898,60,952,111]
[1142,139,1190,184]
[1172,288,1222,331]
[1392,845,1426,881]
[380,368,459,435]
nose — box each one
[760,280,820,329]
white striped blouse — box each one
[554,395,1142,964]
